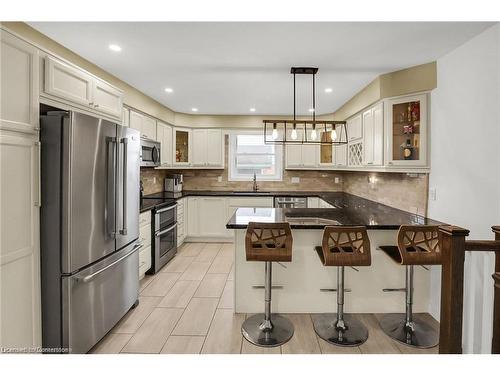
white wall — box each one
[427,23,500,353]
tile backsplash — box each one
[141,135,428,215]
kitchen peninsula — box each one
[226,192,443,314]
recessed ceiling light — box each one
[324,88,333,93]
[249,108,256,112]
[308,108,315,112]
[108,44,122,52]
[164,88,173,93]
[191,108,198,112]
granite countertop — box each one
[140,190,444,229]
[225,192,444,230]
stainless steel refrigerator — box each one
[40,110,141,353]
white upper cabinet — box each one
[44,56,93,107]
[206,129,223,166]
[385,93,428,167]
[191,129,223,167]
[129,110,142,132]
[157,121,173,166]
[141,115,157,140]
[121,107,129,127]
[92,79,123,118]
[363,102,384,166]
[347,113,362,141]
[335,124,348,167]
[285,129,318,168]
[191,129,206,166]
[129,110,157,140]
[1,31,39,133]
[43,56,123,120]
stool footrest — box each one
[252,285,283,289]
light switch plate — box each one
[291,177,300,184]
[217,176,223,182]
[334,177,340,184]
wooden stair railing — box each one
[439,225,500,354]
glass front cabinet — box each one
[173,127,192,166]
[385,93,428,167]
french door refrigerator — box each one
[40,110,141,353]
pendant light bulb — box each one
[311,128,317,141]
[272,128,279,140]
[291,128,298,140]
[331,129,338,141]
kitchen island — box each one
[226,193,443,314]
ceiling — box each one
[29,22,494,115]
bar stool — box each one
[313,226,371,346]
[379,225,441,348]
[241,222,294,347]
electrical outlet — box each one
[291,177,300,184]
[334,177,340,184]
[217,176,223,183]
[153,177,156,184]
[429,188,437,201]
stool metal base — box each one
[241,313,294,347]
[313,313,369,347]
[379,313,439,349]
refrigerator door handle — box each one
[75,243,142,283]
[107,137,117,239]
[119,137,128,236]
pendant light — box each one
[263,67,348,145]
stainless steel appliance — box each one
[274,196,308,209]
[164,174,183,192]
[148,202,178,274]
[140,138,160,167]
[40,109,141,354]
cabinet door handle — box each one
[34,141,41,207]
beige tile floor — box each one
[90,242,439,354]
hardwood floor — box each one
[91,242,439,354]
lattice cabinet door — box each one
[348,140,363,167]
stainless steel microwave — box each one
[140,138,160,167]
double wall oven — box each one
[148,201,178,274]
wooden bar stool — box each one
[241,222,294,347]
[379,225,441,348]
[313,226,371,346]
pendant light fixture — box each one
[263,67,348,145]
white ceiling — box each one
[29,22,494,115]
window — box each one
[229,132,283,181]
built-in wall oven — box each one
[148,201,177,274]
[140,138,161,167]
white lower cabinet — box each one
[138,211,152,279]
[197,197,227,237]
[186,196,273,240]
[0,131,41,348]
[177,198,187,246]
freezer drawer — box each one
[61,242,140,353]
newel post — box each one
[492,226,500,354]
[438,225,469,354]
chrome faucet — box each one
[252,172,259,192]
